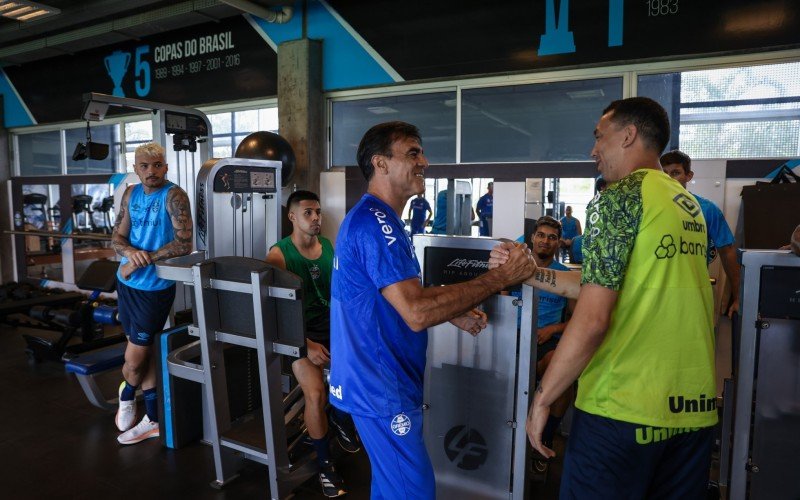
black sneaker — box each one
[319,461,346,498]
[330,413,361,453]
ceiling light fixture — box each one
[0,0,59,22]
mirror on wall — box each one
[22,184,62,281]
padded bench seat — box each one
[64,343,128,411]
[65,343,127,376]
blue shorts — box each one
[351,408,435,500]
[561,409,713,500]
[117,281,175,346]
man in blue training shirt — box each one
[528,216,575,461]
[661,150,740,316]
[407,193,432,235]
[476,182,493,236]
[558,206,582,263]
[112,142,193,445]
[329,121,535,499]
[430,189,447,234]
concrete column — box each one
[277,38,324,196]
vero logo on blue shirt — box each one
[370,207,396,246]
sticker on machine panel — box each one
[391,413,411,436]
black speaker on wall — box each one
[72,141,109,161]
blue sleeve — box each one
[423,199,431,212]
[358,220,419,290]
[476,195,486,213]
[702,200,734,248]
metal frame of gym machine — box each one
[81,94,313,497]
[721,249,800,500]
[413,234,537,499]
[157,153,315,497]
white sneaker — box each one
[115,382,137,432]
[117,415,160,445]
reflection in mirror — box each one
[22,184,63,281]
[69,183,117,284]
[404,178,487,237]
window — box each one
[208,107,278,158]
[17,131,61,176]
[331,92,457,167]
[124,120,154,169]
[65,124,121,174]
[638,61,800,158]
[461,78,623,162]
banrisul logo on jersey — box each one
[655,233,706,260]
[654,235,677,259]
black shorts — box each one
[117,281,175,346]
[561,409,713,499]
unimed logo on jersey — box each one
[673,193,701,218]
[444,425,488,470]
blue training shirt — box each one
[117,182,176,291]
[571,235,584,263]
[431,190,447,234]
[537,261,570,331]
[476,193,493,217]
[409,197,431,234]
[693,193,734,263]
[329,194,427,417]
[560,215,580,240]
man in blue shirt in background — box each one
[558,205,582,263]
[527,216,575,473]
[329,121,535,499]
[661,150,740,316]
[431,189,447,234]
[476,182,493,236]
[407,193,432,235]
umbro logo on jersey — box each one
[673,193,701,218]
[370,207,396,246]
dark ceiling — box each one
[0,0,292,65]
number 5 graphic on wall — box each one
[135,45,151,97]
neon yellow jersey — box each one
[577,169,717,428]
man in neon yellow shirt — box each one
[500,97,716,498]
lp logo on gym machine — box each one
[103,45,151,98]
[444,425,488,470]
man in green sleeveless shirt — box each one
[508,98,715,499]
[266,190,357,498]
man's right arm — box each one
[112,186,151,268]
[489,242,581,299]
[791,224,800,256]
[381,245,535,331]
[528,283,617,457]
